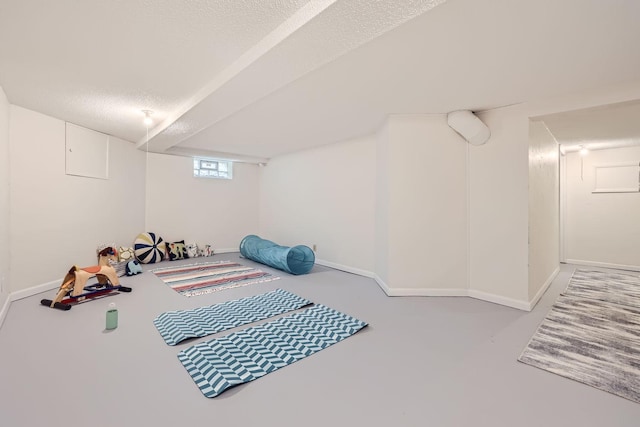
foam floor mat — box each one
[178,304,368,397]
[154,288,312,345]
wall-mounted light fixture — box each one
[579,145,589,156]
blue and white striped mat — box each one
[178,304,368,398]
[154,289,312,345]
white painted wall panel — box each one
[386,115,468,290]
[259,136,376,273]
[564,146,640,269]
[528,121,559,300]
[470,107,529,302]
[0,87,10,308]
[9,106,146,291]
[374,121,390,284]
[146,153,259,252]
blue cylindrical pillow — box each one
[239,235,315,275]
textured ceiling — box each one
[1,0,640,162]
[0,0,314,142]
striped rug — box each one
[519,269,640,404]
[151,261,279,297]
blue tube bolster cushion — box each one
[239,235,315,275]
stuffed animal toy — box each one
[126,259,143,276]
[186,243,199,258]
[199,244,213,257]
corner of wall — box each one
[525,266,559,311]
[468,105,530,302]
[0,86,11,325]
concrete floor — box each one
[0,255,639,427]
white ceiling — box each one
[539,100,640,152]
[1,0,640,162]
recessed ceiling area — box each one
[1,0,640,162]
[537,100,640,153]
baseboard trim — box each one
[11,279,59,302]
[315,259,375,278]
[373,272,468,297]
[216,248,240,254]
[564,259,640,272]
[372,274,528,310]
[384,286,469,297]
[2,255,545,330]
[0,279,60,329]
[467,289,530,311]
[526,266,560,311]
[373,274,391,295]
[0,293,10,329]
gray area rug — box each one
[519,269,640,404]
[563,269,640,308]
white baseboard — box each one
[10,279,59,302]
[373,274,529,310]
[565,259,640,272]
[467,289,530,311]
[315,260,462,300]
[1,255,554,330]
[384,286,469,297]
[373,274,391,295]
[216,248,239,254]
[0,293,10,329]
[373,273,469,297]
[0,279,60,329]
[372,273,529,309]
[315,259,375,278]
[526,266,560,311]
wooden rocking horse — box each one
[41,247,132,310]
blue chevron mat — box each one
[154,289,312,345]
[178,304,368,398]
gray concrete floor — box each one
[0,255,639,427]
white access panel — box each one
[592,162,640,193]
[65,122,109,179]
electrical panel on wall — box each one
[65,122,109,179]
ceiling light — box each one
[142,110,153,126]
[579,146,589,156]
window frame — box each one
[193,157,233,180]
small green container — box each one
[106,303,118,330]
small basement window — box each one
[193,157,233,179]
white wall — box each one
[385,115,468,292]
[469,107,530,303]
[9,106,146,291]
[260,136,376,273]
[375,121,390,283]
[146,153,260,252]
[563,146,640,269]
[4,80,639,310]
[466,80,640,308]
[528,121,559,300]
[0,88,10,310]
[259,114,468,293]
